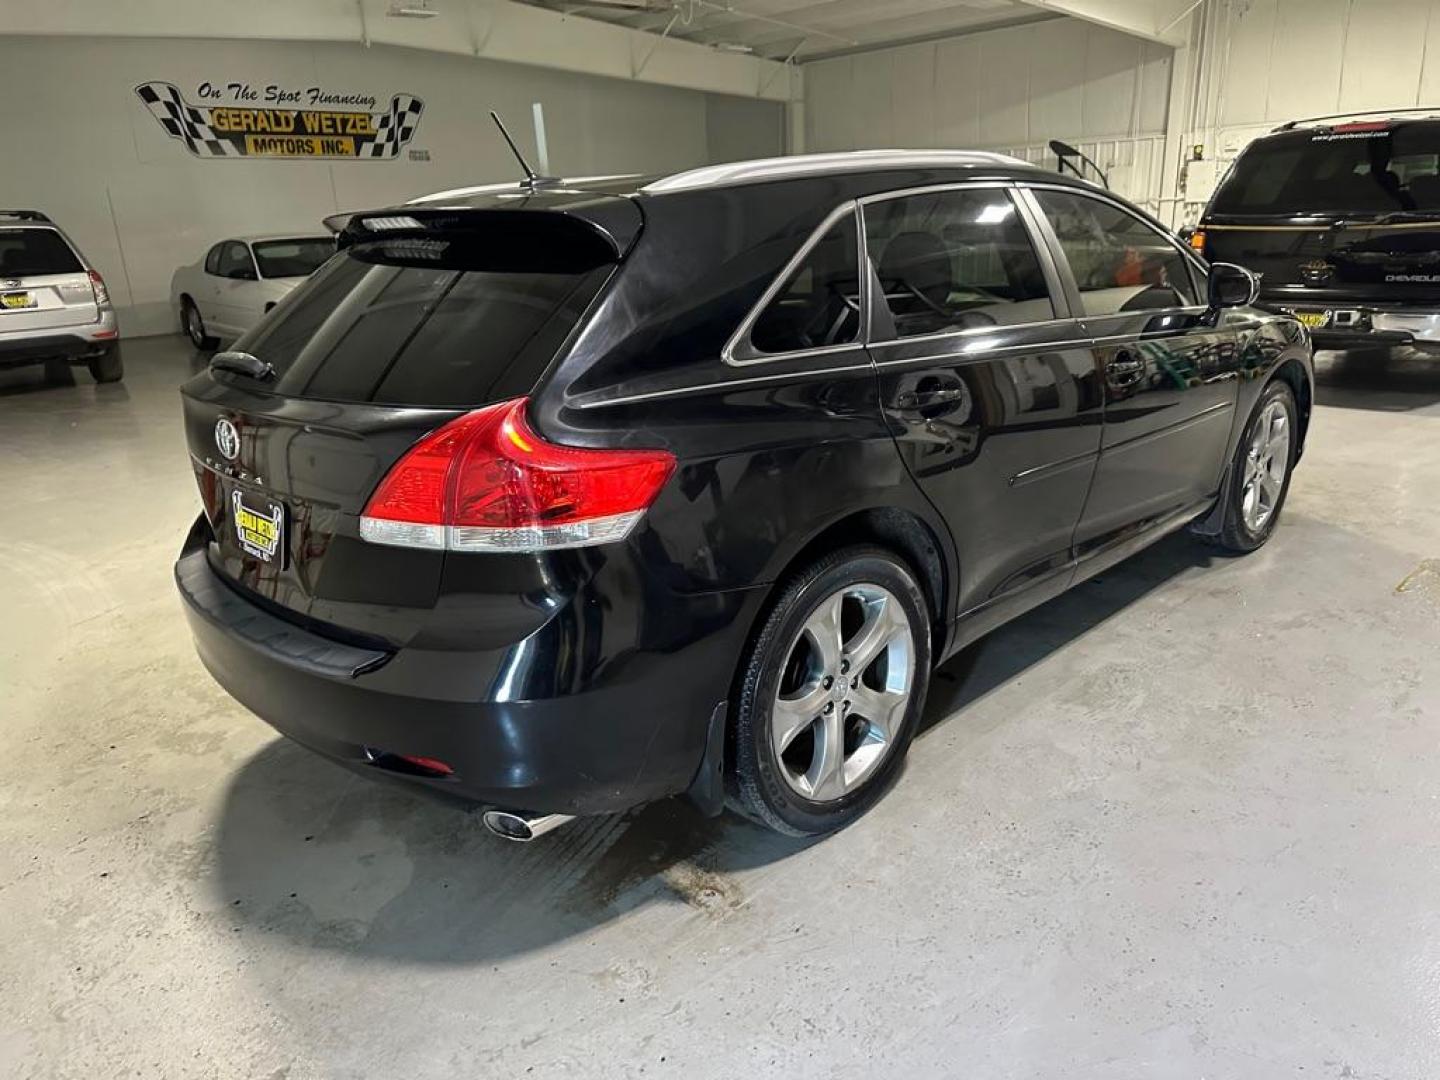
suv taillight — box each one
[359,398,676,553]
[88,269,109,306]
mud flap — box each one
[683,700,727,818]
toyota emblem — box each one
[214,417,240,461]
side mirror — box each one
[1207,262,1259,311]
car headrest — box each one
[1409,174,1440,208]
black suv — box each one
[175,151,1313,839]
[1197,112,1440,354]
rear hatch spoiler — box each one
[326,203,643,268]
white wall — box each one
[1156,0,1440,219]
[1189,0,1440,156]
[803,18,1174,206]
[0,36,784,336]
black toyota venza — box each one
[176,150,1314,840]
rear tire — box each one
[729,545,931,837]
[182,298,215,350]
[1208,379,1297,553]
[88,344,123,384]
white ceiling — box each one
[517,0,1050,61]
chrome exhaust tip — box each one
[481,809,575,842]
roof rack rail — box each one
[0,209,52,223]
[1274,107,1440,132]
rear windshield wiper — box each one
[209,350,275,381]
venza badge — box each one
[214,417,240,461]
[135,81,423,160]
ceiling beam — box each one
[1,0,801,103]
[1013,0,1197,45]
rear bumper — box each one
[1260,298,1440,351]
[175,523,761,816]
[0,309,120,367]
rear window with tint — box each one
[230,230,613,408]
[0,228,83,277]
[1212,125,1440,214]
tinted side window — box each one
[865,189,1054,338]
[204,244,224,275]
[1032,191,1198,316]
[217,242,255,280]
[749,215,860,354]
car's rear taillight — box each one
[88,269,110,306]
[359,398,676,553]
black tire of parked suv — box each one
[88,344,123,384]
[182,297,216,350]
[729,545,932,837]
[1207,379,1298,553]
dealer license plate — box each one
[231,487,285,564]
[0,291,35,310]
[1293,310,1329,329]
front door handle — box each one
[1107,350,1146,386]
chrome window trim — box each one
[864,316,1068,353]
[722,200,866,368]
[856,179,1015,205]
[871,335,1095,369]
[573,357,876,410]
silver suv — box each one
[0,211,122,383]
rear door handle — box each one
[897,387,968,409]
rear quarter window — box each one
[0,228,82,276]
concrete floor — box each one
[3,337,1440,1079]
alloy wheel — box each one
[1241,398,1291,532]
[771,583,914,802]
[186,304,205,348]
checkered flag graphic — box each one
[134,82,240,158]
[362,94,425,158]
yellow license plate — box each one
[231,488,284,564]
[1294,310,1329,328]
[0,292,34,310]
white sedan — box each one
[171,234,333,349]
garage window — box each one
[864,189,1053,338]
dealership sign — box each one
[134,81,424,160]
